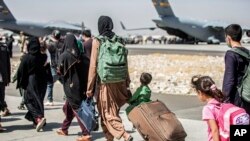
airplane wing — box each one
[44,21,82,31]
[152,19,167,28]
[120,21,156,31]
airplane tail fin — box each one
[120,21,126,30]
[0,0,16,21]
[152,0,175,17]
[81,22,85,31]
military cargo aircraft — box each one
[121,0,250,44]
[0,0,83,37]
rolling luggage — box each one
[128,100,187,141]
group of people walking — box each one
[0,15,250,141]
[0,16,135,141]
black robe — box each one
[17,37,48,123]
[0,42,11,111]
[58,34,88,109]
[6,36,14,58]
[0,42,11,86]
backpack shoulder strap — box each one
[96,35,111,43]
[95,35,104,42]
[112,35,125,44]
[95,35,107,52]
[230,48,250,60]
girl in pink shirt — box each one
[191,75,225,141]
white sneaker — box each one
[44,101,54,106]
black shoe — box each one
[17,105,26,110]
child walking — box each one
[191,75,225,141]
[191,75,249,141]
[126,72,152,115]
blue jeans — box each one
[46,81,54,102]
[46,68,58,102]
[19,88,25,106]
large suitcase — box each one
[128,100,187,141]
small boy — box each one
[126,72,152,115]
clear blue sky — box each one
[4,0,250,35]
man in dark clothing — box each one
[0,41,11,131]
[47,30,64,69]
[16,37,48,132]
[44,30,64,106]
[6,35,15,58]
[81,30,93,60]
[56,34,90,141]
[222,24,250,115]
[81,30,92,90]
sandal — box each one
[76,135,92,141]
[1,108,11,117]
[0,125,6,132]
[56,128,68,136]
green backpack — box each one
[231,48,250,102]
[96,35,128,83]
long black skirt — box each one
[24,74,47,124]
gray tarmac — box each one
[2,83,206,141]
[127,43,250,56]
[4,43,250,141]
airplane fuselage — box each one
[0,21,52,37]
[156,16,225,43]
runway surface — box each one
[126,43,250,56]
[12,43,250,56]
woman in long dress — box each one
[56,34,90,141]
[17,37,48,132]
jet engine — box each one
[246,30,250,37]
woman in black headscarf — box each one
[97,16,115,39]
[86,16,133,141]
[0,39,11,131]
[56,34,90,141]
[17,37,48,132]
